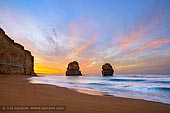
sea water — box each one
[28,74,170,104]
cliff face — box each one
[0,28,35,75]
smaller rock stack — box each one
[66,61,82,76]
[102,63,114,76]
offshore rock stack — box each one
[66,61,82,76]
[102,63,114,76]
[0,28,35,75]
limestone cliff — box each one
[0,28,35,75]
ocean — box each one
[28,74,170,104]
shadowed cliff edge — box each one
[0,28,36,76]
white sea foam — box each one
[28,74,170,104]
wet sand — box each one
[0,74,170,113]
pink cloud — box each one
[129,39,170,54]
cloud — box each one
[0,1,170,74]
[118,5,170,52]
[75,33,100,56]
[129,39,170,54]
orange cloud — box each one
[119,29,147,51]
[119,37,131,50]
[68,22,80,46]
[119,9,169,51]
[115,64,138,70]
[129,39,170,54]
[68,19,90,46]
[75,33,99,56]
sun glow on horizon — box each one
[34,65,63,74]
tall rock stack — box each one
[66,61,82,76]
[0,28,35,75]
[102,63,114,76]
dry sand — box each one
[0,74,170,113]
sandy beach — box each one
[0,75,170,113]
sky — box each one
[0,0,170,75]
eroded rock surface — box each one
[102,63,114,76]
[0,28,35,75]
[66,61,82,76]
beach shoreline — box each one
[0,74,170,113]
